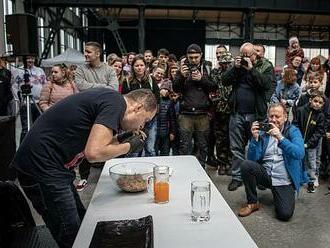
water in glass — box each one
[191,181,210,222]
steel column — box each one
[138,6,145,53]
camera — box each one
[259,122,272,132]
[20,69,32,95]
[240,57,249,67]
[183,59,199,73]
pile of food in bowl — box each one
[109,162,155,192]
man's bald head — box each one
[240,42,254,55]
[240,42,256,63]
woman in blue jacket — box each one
[238,103,308,221]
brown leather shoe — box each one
[238,203,260,217]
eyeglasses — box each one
[240,53,255,58]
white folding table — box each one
[73,155,258,248]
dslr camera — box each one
[259,122,272,132]
[239,57,249,67]
[183,59,199,73]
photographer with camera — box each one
[210,51,234,175]
[221,42,275,191]
[172,44,217,168]
[11,55,46,143]
[237,103,307,221]
[11,88,157,247]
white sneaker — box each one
[314,177,319,187]
[76,179,88,191]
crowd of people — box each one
[1,36,330,246]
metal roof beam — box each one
[31,0,330,14]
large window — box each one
[75,37,80,51]
[3,0,14,53]
[75,8,80,17]
[68,34,74,49]
[50,43,54,58]
[60,30,65,53]
[264,45,276,66]
[38,17,45,57]
[103,42,106,62]
[3,0,13,15]
[303,48,329,61]
[204,44,230,68]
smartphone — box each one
[259,122,272,132]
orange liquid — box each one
[154,182,169,203]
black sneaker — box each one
[257,185,267,191]
[228,180,243,191]
[206,156,219,168]
[307,182,315,193]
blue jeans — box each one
[229,113,256,181]
[305,148,317,182]
[316,138,323,173]
[17,172,86,248]
[144,118,157,157]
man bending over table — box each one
[11,88,157,248]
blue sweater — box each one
[247,123,308,192]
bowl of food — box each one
[109,162,156,192]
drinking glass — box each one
[191,181,211,222]
[149,165,169,204]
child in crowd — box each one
[285,36,304,66]
[293,91,326,193]
[271,67,300,118]
[296,75,322,108]
[301,57,327,93]
[155,79,177,156]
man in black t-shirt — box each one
[11,88,157,248]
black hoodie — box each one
[292,103,325,149]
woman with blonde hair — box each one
[39,64,79,112]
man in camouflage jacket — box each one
[210,51,234,175]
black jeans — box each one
[155,133,171,156]
[17,172,86,248]
[240,160,296,221]
[79,159,91,181]
[79,160,105,181]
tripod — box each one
[20,56,42,133]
